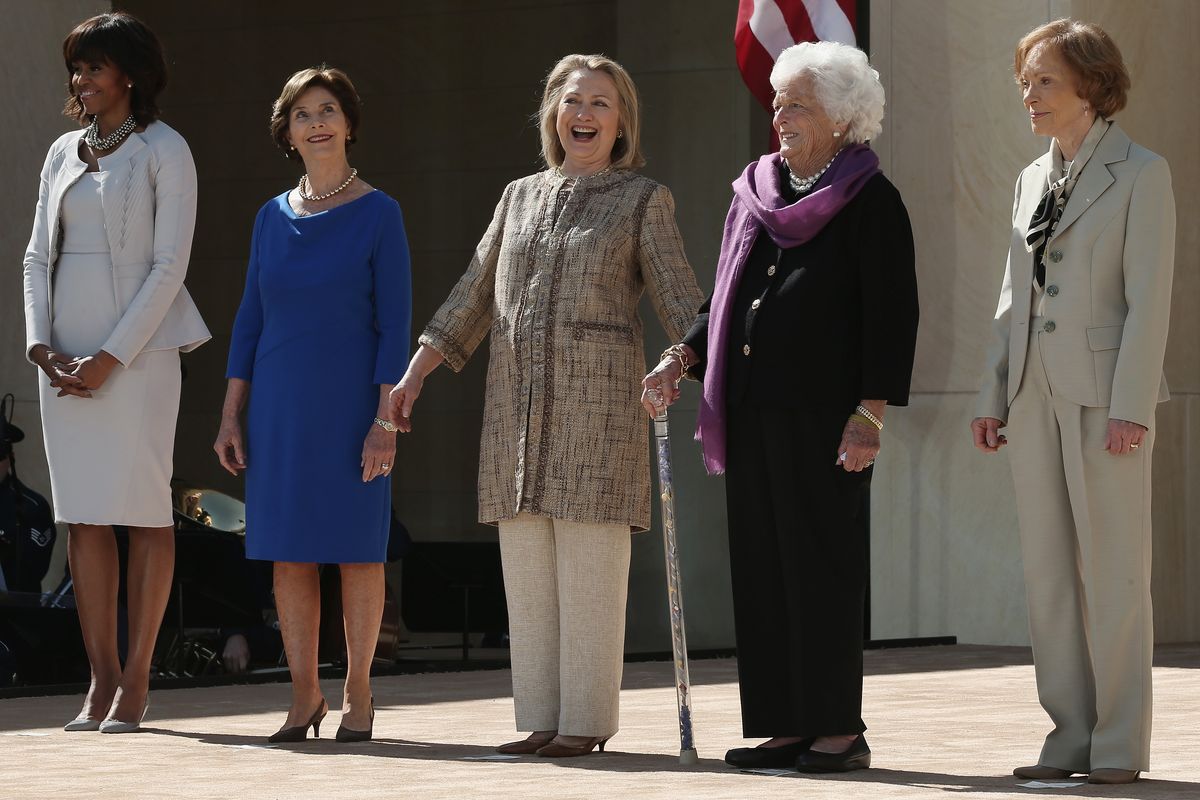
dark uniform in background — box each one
[0,394,56,593]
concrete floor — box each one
[2,645,1198,800]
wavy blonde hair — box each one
[537,54,645,170]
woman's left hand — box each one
[1105,418,1148,456]
[361,422,396,482]
[65,351,120,391]
[835,418,880,472]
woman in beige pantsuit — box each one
[972,20,1175,786]
[389,54,703,757]
[23,13,209,732]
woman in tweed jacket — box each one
[390,54,702,757]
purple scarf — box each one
[695,144,881,474]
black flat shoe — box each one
[794,734,871,773]
[268,699,328,743]
[724,738,815,768]
[335,697,374,743]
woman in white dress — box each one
[22,12,210,733]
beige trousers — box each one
[497,512,631,738]
[1006,328,1154,772]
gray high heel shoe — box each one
[63,716,103,732]
[99,697,149,734]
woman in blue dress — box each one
[213,66,411,743]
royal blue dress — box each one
[227,190,411,563]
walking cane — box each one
[652,403,699,765]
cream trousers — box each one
[497,512,631,738]
[1007,327,1154,772]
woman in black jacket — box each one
[643,40,918,774]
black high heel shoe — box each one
[794,734,871,773]
[267,699,328,743]
[335,697,374,742]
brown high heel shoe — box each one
[536,736,611,758]
[268,699,329,743]
[497,731,557,755]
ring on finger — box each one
[1130,443,1140,450]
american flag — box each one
[735,0,859,114]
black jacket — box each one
[683,172,919,412]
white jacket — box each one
[23,120,210,366]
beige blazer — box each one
[23,121,210,367]
[421,169,703,530]
[977,122,1175,428]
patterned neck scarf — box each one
[1026,117,1111,286]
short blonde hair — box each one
[537,54,645,170]
[1015,19,1130,119]
[771,41,885,144]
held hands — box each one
[640,357,683,418]
[32,346,91,398]
[387,371,423,434]
[970,417,1007,453]
[1105,418,1147,456]
[64,351,119,391]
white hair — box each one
[770,41,885,144]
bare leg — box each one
[66,524,121,720]
[274,562,326,727]
[338,563,384,730]
[106,525,175,722]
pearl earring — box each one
[833,130,842,138]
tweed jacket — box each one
[23,121,210,367]
[421,169,703,530]
[976,122,1175,428]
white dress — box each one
[38,167,181,526]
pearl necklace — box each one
[785,152,839,194]
[299,168,358,201]
[83,114,136,151]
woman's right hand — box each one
[641,357,683,418]
[388,371,423,434]
[31,345,91,398]
[213,416,248,474]
[970,417,1007,453]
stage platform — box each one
[2,645,1198,799]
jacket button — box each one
[1043,320,1056,333]
[743,344,751,356]
[750,299,761,310]
[1046,284,1059,297]
[767,265,776,276]
[1049,250,1063,263]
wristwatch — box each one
[374,416,398,433]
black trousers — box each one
[725,403,871,737]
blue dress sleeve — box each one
[371,199,413,385]
[226,206,268,380]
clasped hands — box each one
[971,416,1147,456]
[32,346,119,398]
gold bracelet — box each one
[849,413,879,431]
[853,405,883,431]
[660,344,691,379]
[374,416,398,433]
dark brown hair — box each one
[270,66,362,162]
[1015,19,1130,118]
[62,12,167,127]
